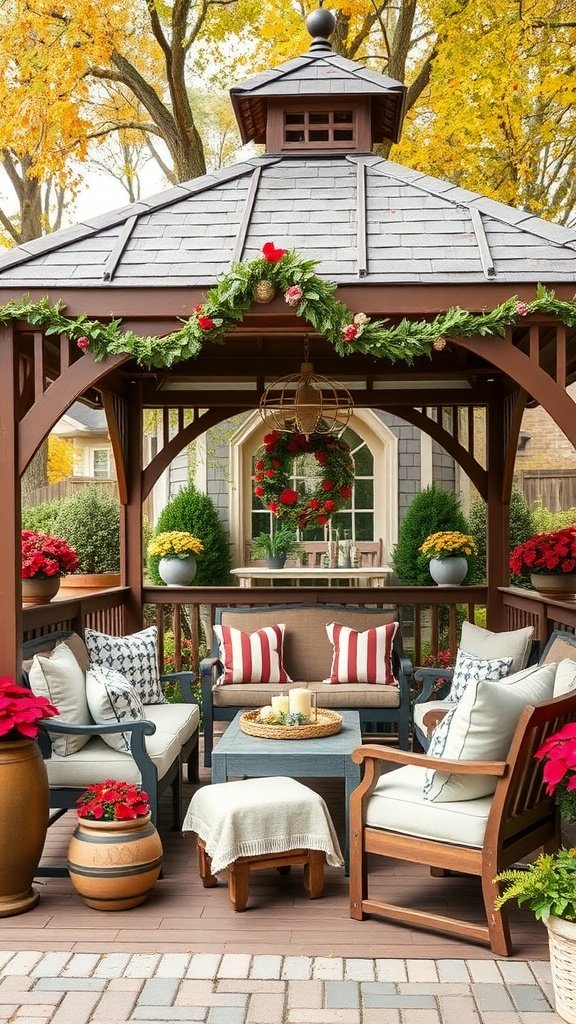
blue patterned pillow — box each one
[86,665,144,753]
[448,649,513,703]
[85,626,165,705]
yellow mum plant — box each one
[148,531,204,560]
[419,531,477,560]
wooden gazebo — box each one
[1,6,576,678]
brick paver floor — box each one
[0,953,564,1023]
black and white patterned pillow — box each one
[422,707,457,799]
[86,665,145,753]
[84,626,165,705]
[447,649,513,703]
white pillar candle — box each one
[271,694,290,716]
[289,688,311,718]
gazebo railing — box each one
[22,588,130,647]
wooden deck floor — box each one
[2,737,557,961]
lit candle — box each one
[289,688,311,718]
[271,694,290,716]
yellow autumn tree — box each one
[47,437,74,485]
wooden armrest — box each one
[351,743,508,776]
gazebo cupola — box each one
[230,7,407,155]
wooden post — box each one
[0,326,23,677]
[124,381,144,633]
[486,388,509,629]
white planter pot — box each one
[158,555,197,586]
[547,915,576,1023]
[429,556,468,586]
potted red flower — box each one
[0,676,60,916]
[534,723,576,823]
[21,530,79,606]
[68,779,163,911]
[509,526,576,599]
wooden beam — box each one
[0,325,23,677]
[123,382,144,632]
[486,387,508,627]
[102,391,129,505]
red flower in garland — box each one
[255,459,264,470]
[317,515,328,525]
[324,500,336,512]
[262,241,287,263]
[76,336,90,350]
[279,488,299,506]
[321,479,335,492]
[268,502,279,513]
[340,486,352,499]
[315,451,328,466]
[254,486,264,498]
[197,315,214,330]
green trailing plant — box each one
[392,485,471,586]
[52,487,120,573]
[495,848,576,922]
[1,245,575,369]
[251,527,301,561]
[468,485,533,586]
[148,485,231,586]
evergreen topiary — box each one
[392,484,470,586]
[468,485,533,586]
[148,485,231,585]
[52,486,120,573]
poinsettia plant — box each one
[534,723,576,822]
[0,676,59,740]
[76,780,150,821]
[509,526,576,576]
[21,530,79,579]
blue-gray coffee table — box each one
[211,709,362,872]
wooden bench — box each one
[200,603,413,767]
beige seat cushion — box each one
[45,727,182,788]
[213,681,399,709]
[218,607,397,683]
[144,703,200,746]
[365,765,491,848]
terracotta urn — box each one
[0,738,49,916]
[21,576,61,606]
[67,813,163,911]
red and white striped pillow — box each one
[326,621,399,685]
[213,624,292,685]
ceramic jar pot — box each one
[67,813,163,911]
[158,555,197,586]
[530,573,576,600]
[21,576,61,605]
[0,739,49,916]
[429,556,468,586]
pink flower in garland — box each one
[516,301,529,316]
[76,336,90,351]
[284,285,303,307]
[342,323,358,343]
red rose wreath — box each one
[253,431,354,529]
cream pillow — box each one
[554,659,576,697]
[423,661,556,804]
[459,621,534,674]
[86,665,144,753]
[28,641,91,756]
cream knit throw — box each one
[183,776,344,873]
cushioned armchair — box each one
[23,630,200,851]
[350,682,576,956]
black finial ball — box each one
[306,7,336,39]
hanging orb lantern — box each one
[259,360,353,439]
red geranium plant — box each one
[509,526,576,576]
[21,530,79,579]
[534,723,576,823]
[0,676,59,740]
[76,780,150,821]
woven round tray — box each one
[239,709,343,740]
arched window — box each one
[230,411,398,565]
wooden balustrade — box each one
[21,584,576,679]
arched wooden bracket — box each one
[142,407,236,500]
[388,405,488,499]
[102,392,129,505]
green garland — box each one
[0,241,575,369]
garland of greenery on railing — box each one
[0,241,575,370]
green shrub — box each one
[531,501,576,532]
[468,485,533,586]
[21,498,64,535]
[148,484,231,585]
[392,485,471,586]
[52,486,120,573]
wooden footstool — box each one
[197,837,325,911]
[183,776,343,912]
